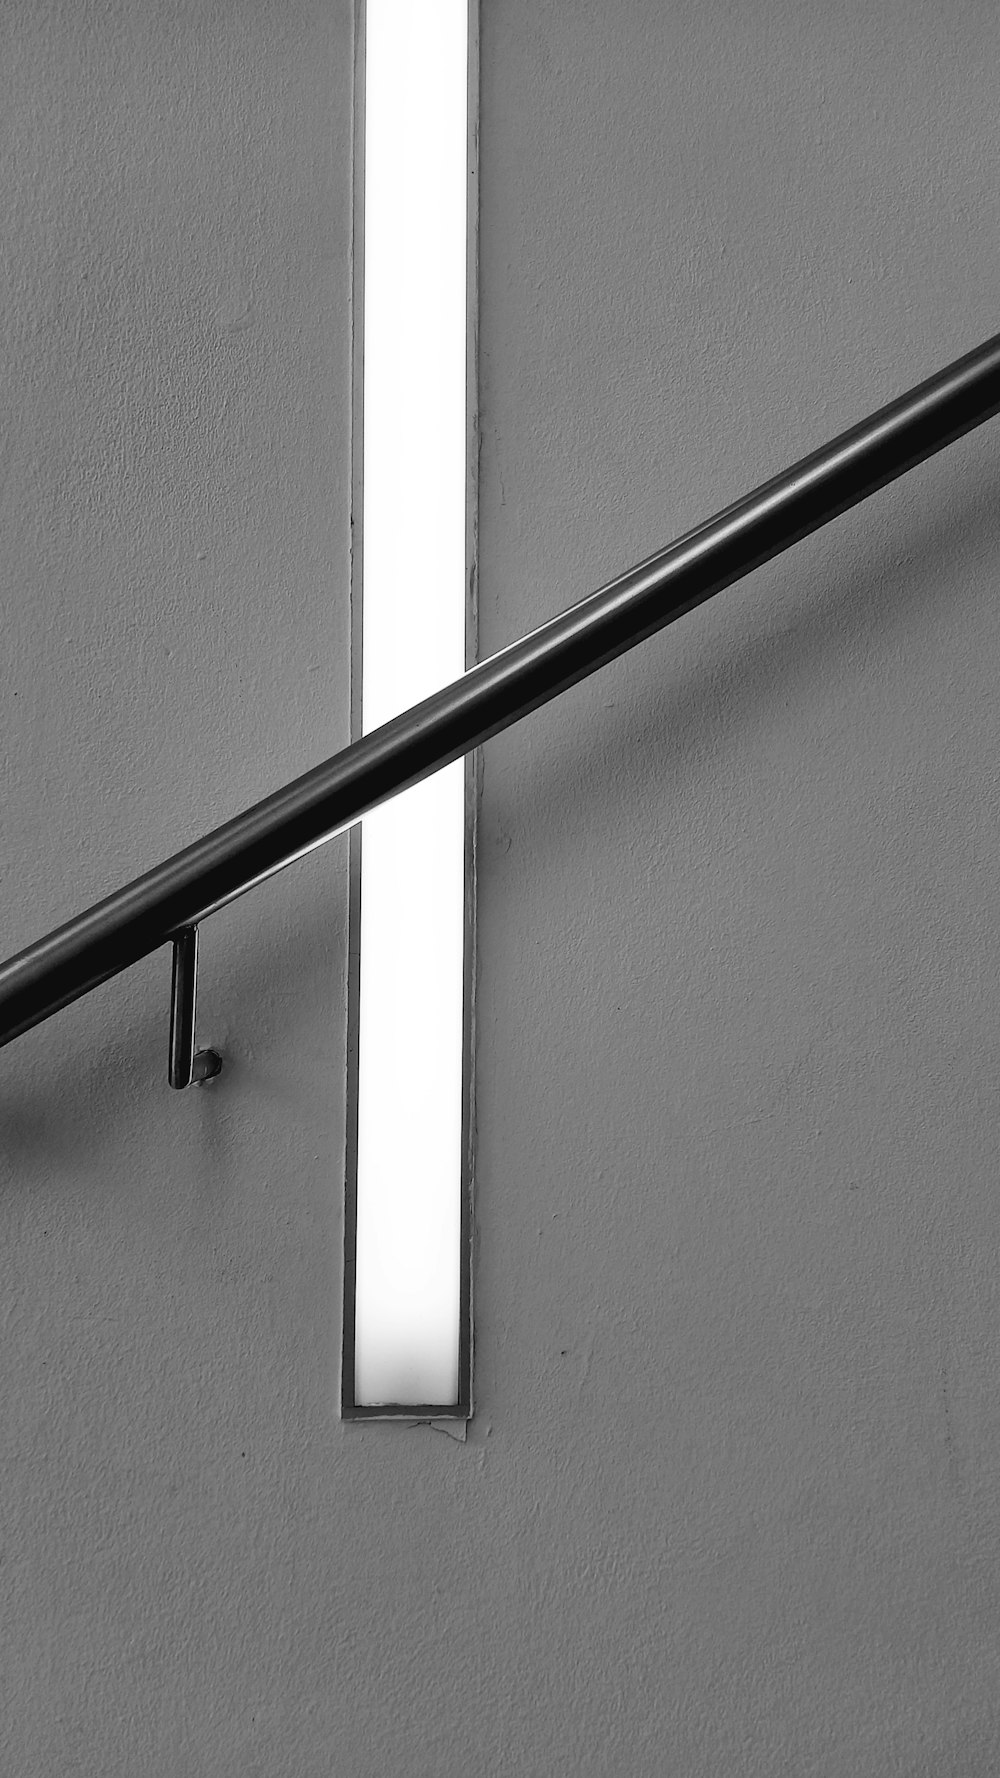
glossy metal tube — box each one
[167,926,222,1087]
[168,928,198,1089]
[3,330,1000,1049]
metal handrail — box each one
[4,330,1000,1071]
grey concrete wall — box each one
[3,0,1000,1771]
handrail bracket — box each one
[168,927,222,1090]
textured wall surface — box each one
[3,0,1000,1772]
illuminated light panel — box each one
[345,0,473,1415]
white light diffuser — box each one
[347,0,472,1412]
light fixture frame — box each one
[341,0,479,1421]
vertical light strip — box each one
[345,0,473,1415]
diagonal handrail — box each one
[3,330,1000,1061]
